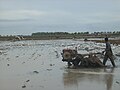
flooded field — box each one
[0,39,120,90]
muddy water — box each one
[0,40,120,90]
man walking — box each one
[103,37,116,67]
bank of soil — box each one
[90,39,120,45]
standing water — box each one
[0,39,120,90]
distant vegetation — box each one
[32,31,120,36]
[31,31,120,39]
[0,31,120,41]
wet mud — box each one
[0,39,120,90]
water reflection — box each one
[104,68,114,90]
[63,68,115,90]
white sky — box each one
[0,0,120,35]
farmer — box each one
[102,37,116,67]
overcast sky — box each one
[0,0,120,35]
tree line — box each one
[32,31,120,36]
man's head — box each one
[105,37,108,42]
